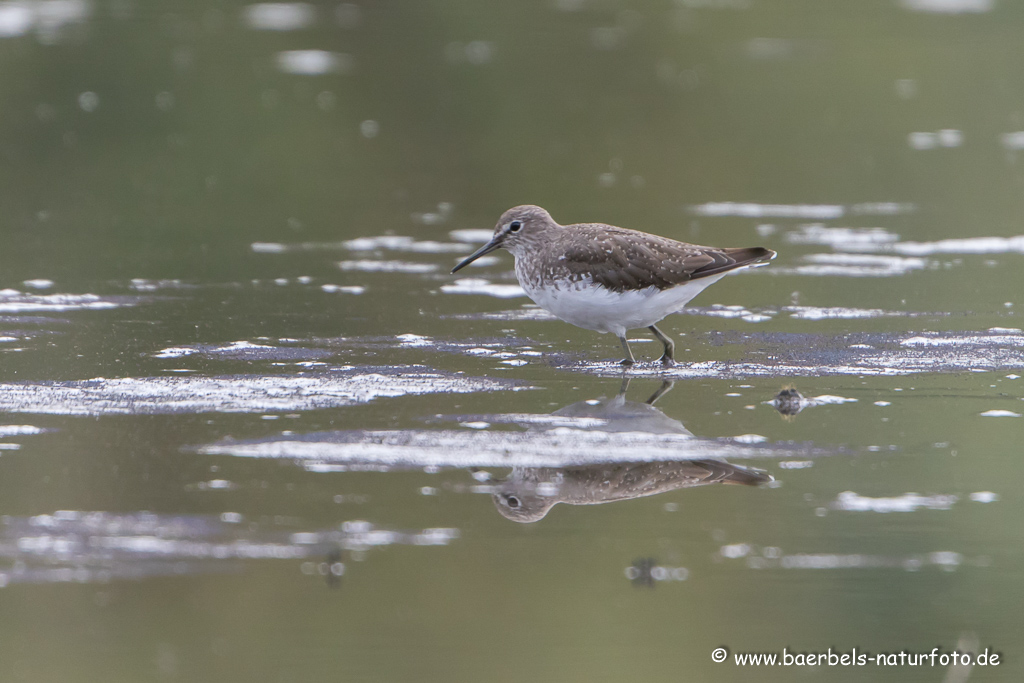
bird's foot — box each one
[659,355,676,367]
[619,358,635,367]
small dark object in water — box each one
[771,385,806,418]
[627,558,656,588]
[324,549,344,589]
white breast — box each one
[516,262,726,337]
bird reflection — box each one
[489,378,773,522]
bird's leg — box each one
[617,374,632,397]
[618,336,635,366]
[645,380,675,406]
[648,325,675,366]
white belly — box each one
[518,270,726,338]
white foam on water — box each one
[782,253,929,278]
[901,332,1024,347]
[888,236,1024,256]
[395,334,431,347]
[684,304,760,319]
[251,242,289,253]
[690,203,844,219]
[0,0,90,41]
[440,278,526,298]
[808,395,858,404]
[589,331,1024,378]
[778,460,813,469]
[900,0,993,13]
[979,410,1020,418]
[191,479,237,491]
[827,234,1024,257]
[199,427,818,468]
[1002,132,1024,151]
[739,552,965,571]
[785,224,900,248]
[276,50,351,75]
[0,290,135,312]
[787,306,889,320]
[850,203,916,216]
[449,229,494,243]
[243,3,315,30]
[969,491,999,503]
[833,491,958,512]
[128,279,193,292]
[731,434,767,444]
[321,284,365,294]
[0,425,44,437]
[342,236,470,253]
[447,307,557,322]
[0,370,518,415]
[338,260,436,273]
[908,129,963,149]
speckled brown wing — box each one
[558,225,774,293]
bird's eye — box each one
[505,495,521,508]
[508,221,522,233]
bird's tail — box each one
[690,247,776,279]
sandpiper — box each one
[451,205,776,365]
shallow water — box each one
[1,1,1023,682]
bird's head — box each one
[491,490,557,523]
[451,205,557,273]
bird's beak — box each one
[451,236,502,273]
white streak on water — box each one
[778,253,929,278]
[338,260,436,273]
[0,0,90,41]
[1002,132,1024,150]
[887,236,1024,256]
[449,229,494,243]
[833,491,958,512]
[900,0,992,13]
[0,370,519,415]
[321,284,365,294]
[275,50,351,75]
[785,225,900,248]
[901,333,1024,347]
[440,278,526,298]
[343,236,470,253]
[807,395,857,404]
[243,3,315,30]
[0,290,135,312]
[690,203,844,219]
[0,425,44,437]
[787,306,890,320]
[198,428,820,468]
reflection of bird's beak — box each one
[451,236,502,273]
